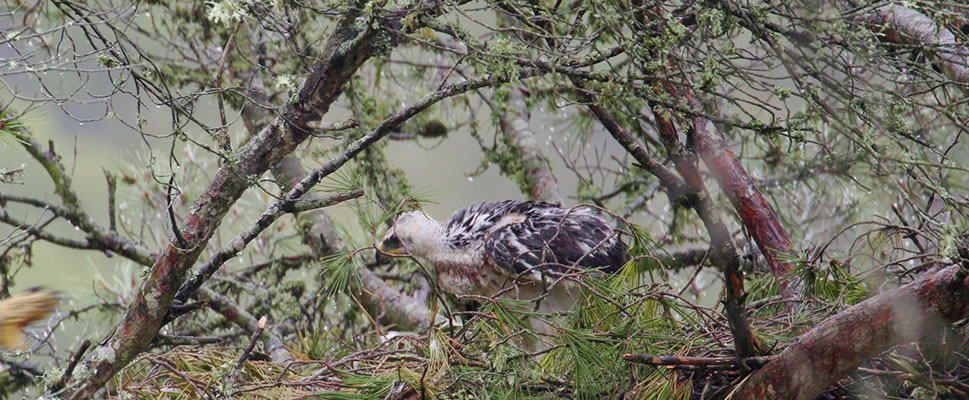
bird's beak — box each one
[375,235,406,264]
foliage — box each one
[0,0,967,399]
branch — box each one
[173,189,363,304]
[623,353,774,369]
[0,210,94,251]
[498,86,563,204]
[579,99,690,195]
[858,5,969,83]
[56,4,423,396]
[226,315,267,392]
[687,94,801,302]
[734,265,969,400]
[0,192,155,266]
[573,84,760,357]
[646,95,761,357]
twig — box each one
[622,353,775,369]
[285,188,364,213]
[52,340,91,392]
[228,315,267,386]
[195,287,290,362]
[103,170,117,233]
[0,166,24,184]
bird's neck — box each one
[408,223,480,269]
[406,222,448,258]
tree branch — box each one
[686,94,801,302]
[857,5,969,83]
[0,192,155,266]
[56,4,428,396]
[734,265,969,400]
[498,86,563,204]
[573,85,760,357]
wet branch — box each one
[857,5,969,83]
[55,4,428,396]
[734,264,969,400]
[173,188,364,305]
[0,192,155,266]
[686,94,801,302]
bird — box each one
[376,200,627,346]
[0,287,58,350]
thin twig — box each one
[227,316,267,387]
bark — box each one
[499,86,564,204]
[650,103,761,357]
[688,96,801,302]
[734,265,969,400]
[857,5,969,83]
[57,7,417,397]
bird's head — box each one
[376,211,442,263]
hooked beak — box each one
[375,234,406,264]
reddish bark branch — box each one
[649,104,761,357]
[687,96,801,301]
[574,85,759,357]
[734,265,969,400]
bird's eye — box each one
[382,234,402,250]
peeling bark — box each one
[734,265,969,400]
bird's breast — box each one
[434,259,507,298]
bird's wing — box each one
[0,289,58,350]
[483,203,627,280]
